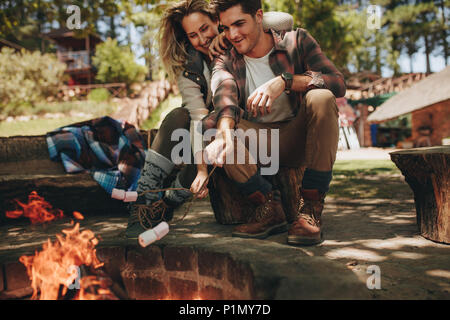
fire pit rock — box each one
[0,211,370,300]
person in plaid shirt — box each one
[203,0,346,245]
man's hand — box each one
[208,32,228,60]
[246,76,285,117]
[204,130,234,168]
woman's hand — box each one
[208,32,228,60]
[190,166,209,199]
[246,76,285,117]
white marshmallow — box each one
[153,221,170,239]
[111,188,126,200]
[124,191,138,202]
[138,222,169,247]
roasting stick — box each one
[134,165,217,227]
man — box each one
[203,0,346,245]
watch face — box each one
[282,72,293,80]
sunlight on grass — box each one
[0,100,118,137]
[0,117,92,137]
[33,100,116,116]
[141,94,182,130]
[333,160,399,176]
[329,160,410,199]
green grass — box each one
[0,100,118,137]
[0,117,93,137]
[329,160,411,200]
[141,94,182,130]
[333,160,399,176]
[32,100,116,117]
[1,100,116,118]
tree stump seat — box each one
[390,146,450,244]
[208,166,305,225]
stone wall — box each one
[0,245,255,300]
[99,246,254,300]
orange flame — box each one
[77,276,117,300]
[19,222,110,300]
[6,191,64,224]
[73,211,84,220]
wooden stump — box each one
[390,146,450,244]
[272,167,305,223]
[208,166,305,225]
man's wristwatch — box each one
[281,72,293,93]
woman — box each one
[126,0,293,239]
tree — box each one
[265,0,355,71]
[0,47,66,112]
[340,8,392,75]
[119,0,173,80]
[437,0,449,65]
[92,38,148,85]
[0,0,121,51]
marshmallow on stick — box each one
[139,222,169,247]
[111,188,138,202]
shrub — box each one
[87,88,111,102]
[92,38,148,86]
[0,48,66,114]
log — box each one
[390,146,450,244]
[208,166,305,225]
[208,167,253,225]
[272,166,305,223]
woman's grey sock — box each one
[164,174,193,207]
[137,149,175,205]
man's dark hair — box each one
[210,0,262,16]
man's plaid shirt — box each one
[201,28,346,131]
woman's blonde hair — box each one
[159,0,217,82]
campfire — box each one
[19,222,117,300]
[5,191,119,300]
[6,191,64,224]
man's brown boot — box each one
[287,188,325,245]
[232,190,288,239]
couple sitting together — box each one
[126,0,346,246]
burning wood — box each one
[5,191,85,224]
[19,222,117,300]
[72,211,84,220]
[6,192,126,299]
[6,191,64,224]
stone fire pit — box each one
[0,202,369,300]
[0,135,448,300]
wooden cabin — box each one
[348,73,430,147]
[44,28,102,85]
[368,66,450,147]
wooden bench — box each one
[390,147,450,244]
